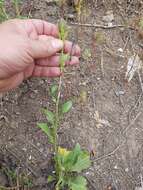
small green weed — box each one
[0,167,33,189]
[56,0,67,7]
[74,0,83,17]
[138,17,143,29]
[83,48,92,60]
[94,32,106,45]
[38,19,91,190]
[0,0,27,22]
[0,0,8,21]
[2,167,17,184]
[21,174,33,188]
[12,0,21,18]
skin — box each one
[0,19,80,92]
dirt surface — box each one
[1,0,143,189]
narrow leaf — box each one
[51,85,58,96]
[37,123,49,135]
[42,109,54,124]
[62,100,72,114]
[37,123,54,144]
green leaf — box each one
[58,19,68,41]
[83,48,92,60]
[62,100,72,114]
[51,85,58,96]
[60,53,70,71]
[63,144,91,172]
[139,17,143,29]
[37,123,54,144]
[69,176,87,190]
[63,144,81,170]
[56,175,65,190]
[42,109,54,124]
[47,175,56,183]
[71,151,91,172]
[37,123,49,135]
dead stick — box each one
[69,22,133,29]
[93,143,123,162]
[0,186,21,190]
[100,48,104,77]
[138,70,143,93]
[122,112,142,134]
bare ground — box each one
[1,0,143,189]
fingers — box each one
[36,55,79,67]
[64,41,81,57]
[29,30,80,61]
[0,73,23,92]
[27,20,81,57]
[30,38,80,60]
[30,36,63,59]
[32,66,61,78]
[24,19,59,37]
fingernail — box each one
[52,39,63,49]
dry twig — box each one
[93,143,123,162]
[122,112,142,134]
[138,70,143,93]
[69,22,130,29]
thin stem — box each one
[54,76,62,154]
[54,20,67,189]
[0,186,21,190]
[13,0,20,17]
[0,6,9,20]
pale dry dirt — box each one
[1,0,143,189]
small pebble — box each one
[118,48,123,53]
[114,165,118,169]
[125,168,129,172]
[22,147,27,151]
[115,90,125,97]
[103,10,114,23]
[108,22,113,27]
[29,155,32,160]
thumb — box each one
[30,35,63,59]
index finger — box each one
[25,19,59,37]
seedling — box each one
[56,0,67,7]
[0,0,26,22]
[0,0,9,21]
[12,0,21,18]
[83,48,92,60]
[38,19,91,190]
[0,167,33,189]
[138,17,143,29]
[74,0,83,17]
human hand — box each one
[0,19,80,92]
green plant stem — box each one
[54,76,63,190]
[13,0,20,17]
[0,186,20,190]
[54,76,62,154]
[0,7,9,19]
[54,46,64,154]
